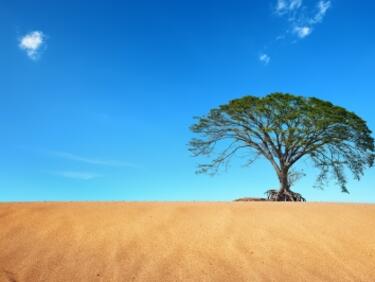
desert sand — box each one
[0,202,375,282]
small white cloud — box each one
[51,171,100,180]
[289,0,302,10]
[313,0,331,23]
[259,53,271,65]
[275,0,302,14]
[275,0,287,14]
[294,26,312,38]
[19,31,45,60]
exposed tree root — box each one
[265,189,306,202]
[234,197,267,202]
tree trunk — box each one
[265,167,306,201]
[278,168,290,193]
[277,168,293,201]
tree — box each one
[189,93,374,201]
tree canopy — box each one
[189,93,374,200]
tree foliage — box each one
[189,93,374,194]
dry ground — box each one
[0,202,375,282]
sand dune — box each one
[0,202,375,281]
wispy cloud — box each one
[274,0,332,39]
[257,1,331,65]
[275,0,302,15]
[313,0,332,23]
[46,150,139,168]
[259,53,271,65]
[50,171,100,180]
[294,26,312,38]
[19,31,46,60]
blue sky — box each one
[1,0,374,202]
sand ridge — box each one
[0,202,375,281]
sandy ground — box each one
[0,202,375,282]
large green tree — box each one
[189,93,374,201]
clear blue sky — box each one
[1,0,374,202]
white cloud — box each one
[313,0,331,23]
[294,26,312,38]
[51,171,100,180]
[275,0,302,15]
[46,150,139,168]
[259,53,271,65]
[274,0,331,40]
[289,0,302,10]
[275,0,287,14]
[260,0,331,64]
[19,31,45,60]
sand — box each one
[0,202,374,282]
